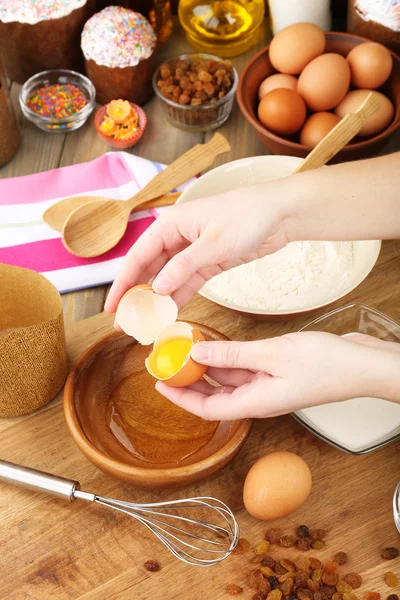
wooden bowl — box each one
[236,31,400,162]
[64,325,252,489]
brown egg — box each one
[335,89,394,136]
[258,73,298,100]
[300,112,341,147]
[243,451,312,520]
[347,42,393,89]
[258,88,306,135]
[269,22,326,75]
[298,53,351,111]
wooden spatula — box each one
[61,133,231,258]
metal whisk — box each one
[0,460,239,566]
[393,481,400,534]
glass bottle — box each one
[267,0,332,36]
[0,57,20,168]
[178,0,265,57]
[96,0,173,42]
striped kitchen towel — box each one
[0,152,193,294]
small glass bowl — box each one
[293,303,400,455]
[19,69,96,133]
[152,53,238,132]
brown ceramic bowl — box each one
[64,324,252,489]
[237,31,400,162]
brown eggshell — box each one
[347,42,393,90]
[335,89,394,136]
[258,88,307,135]
[269,23,326,75]
[146,322,207,388]
[243,451,312,520]
[258,74,298,100]
[300,112,341,148]
[298,53,351,111]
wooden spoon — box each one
[61,133,231,258]
[43,192,181,232]
[293,91,381,174]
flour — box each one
[203,241,354,311]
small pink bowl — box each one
[94,101,147,149]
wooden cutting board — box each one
[1,240,400,600]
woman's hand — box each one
[105,185,290,313]
[156,332,400,420]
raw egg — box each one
[115,284,207,387]
[258,88,306,135]
[300,112,341,147]
[346,42,393,90]
[269,22,326,75]
[258,74,298,100]
[335,89,394,137]
[298,53,351,111]
[243,451,312,520]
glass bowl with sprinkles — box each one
[19,69,95,133]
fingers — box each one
[206,367,254,388]
[191,339,275,372]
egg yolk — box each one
[154,338,192,379]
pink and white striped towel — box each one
[0,152,193,294]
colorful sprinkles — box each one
[0,0,86,24]
[27,83,88,119]
[81,6,157,69]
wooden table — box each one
[1,20,400,600]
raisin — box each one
[298,526,311,539]
[251,555,266,564]
[343,574,363,590]
[226,584,244,595]
[313,570,323,583]
[310,559,323,570]
[296,558,312,573]
[260,580,272,596]
[308,580,321,592]
[364,594,381,600]
[311,530,327,541]
[323,562,339,574]
[388,595,399,600]
[253,595,267,600]
[265,528,282,544]
[332,594,343,600]
[269,576,279,590]
[343,594,359,600]
[281,536,297,548]
[314,594,323,600]
[337,582,353,593]
[321,585,337,598]
[262,556,276,569]
[297,539,311,551]
[322,573,339,586]
[281,579,295,595]
[250,570,263,590]
[233,537,250,554]
[276,564,289,576]
[267,591,283,600]
[255,541,271,556]
[382,548,399,560]
[261,567,274,578]
[287,595,298,600]
[385,573,398,588]
[297,590,313,600]
[143,560,160,572]
[335,553,349,566]
[312,541,326,550]
[282,560,296,572]
[280,572,296,584]
[295,573,310,588]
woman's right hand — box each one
[105,184,290,313]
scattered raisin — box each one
[267,590,283,600]
[253,595,267,600]
[310,559,323,570]
[312,541,326,551]
[337,582,353,593]
[312,570,323,583]
[297,589,313,600]
[298,526,311,539]
[281,578,295,595]
[288,595,298,600]
[364,594,381,600]
[308,580,321,592]
[265,528,282,544]
[295,573,310,588]
[281,536,297,548]
[323,562,339,574]
[269,576,279,591]
[226,584,244,595]
[276,564,288,576]
[385,573,398,588]
[281,559,296,572]
[296,558,312,573]
[280,572,296,583]
[249,570,263,590]
[342,593,359,600]
[314,593,323,600]
[321,585,337,598]
[260,580,272,596]
[297,539,311,552]
[255,541,271,556]
[262,556,276,569]
[332,594,343,600]
[233,537,250,554]
[260,567,274,578]
[311,530,327,541]
[335,553,349,566]
[251,555,266,564]
[322,573,339,586]
[343,574,363,590]
[382,548,399,561]
[387,595,399,600]
[143,560,160,572]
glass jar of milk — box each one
[267,0,332,36]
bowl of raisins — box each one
[153,53,238,132]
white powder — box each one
[203,241,354,311]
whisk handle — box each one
[0,460,80,502]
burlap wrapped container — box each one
[0,264,68,418]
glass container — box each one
[178,0,265,57]
[95,0,173,42]
[267,0,332,36]
[0,57,20,168]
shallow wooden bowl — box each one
[64,324,252,490]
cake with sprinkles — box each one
[0,0,95,83]
[81,6,157,105]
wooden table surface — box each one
[1,19,400,600]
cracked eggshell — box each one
[115,284,178,345]
[145,321,207,388]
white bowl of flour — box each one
[177,156,381,319]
